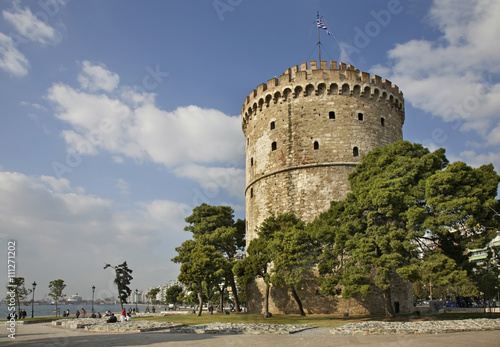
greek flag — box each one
[316,18,331,35]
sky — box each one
[1,0,499,301]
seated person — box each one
[107,313,117,323]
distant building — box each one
[469,230,500,264]
[146,280,184,304]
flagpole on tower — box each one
[317,11,321,63]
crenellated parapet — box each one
[241,60,404,133]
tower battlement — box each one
[242,61,404,134]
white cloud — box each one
[0,170,190,297]
[0,32,29,76]
[47,62,245,198]
[132,104,244,166]
[2,3,60,45]
[78,61,120,92]
[459,150,500,170]
[0,171,109,223]
[48,82,245,167]
[372,0,500,141]
[172,163,245,198]
[112,156,124,163]
[114,178,130,196]
[39,175,84,194]
[142,199,190,229]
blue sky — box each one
[1,0,499,301]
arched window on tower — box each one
[314,141,319,150]
[271,141,277,151]
[358,113,364,121]
[250,157,254,166]
[270,121,275,130]
[381,117,385,127]
[353,147,359,157]
[329,111,335,119]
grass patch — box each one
[139,312,350,327]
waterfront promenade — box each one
[2,320,500,347]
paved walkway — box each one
[2,322,500,346]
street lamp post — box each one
[135,289,138,312]
[218,282,225,314]
[31,281,37,318]
[91,285,95,313]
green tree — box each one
[183,204,245,312]
[234,235,273,317]
[264,213,317,316]
[48,279,66,316]
[412,252,472,300]
[473,248,500,309]
[314,141,500,316]
[5,277,31,316]
[172,240,226,316]
[104,262,134,310]
[165,285,183,309]
[146,287,160,304]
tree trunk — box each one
[290,285,306,316]
[197,289,204,316]
[229,277,241,312]
[219,287,224,313]
[263,282,270,317]
[383,288,395,317]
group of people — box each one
[6,310,27,319]
[67,308,102,319]
[75,308,87,318]
[105,309,132,323]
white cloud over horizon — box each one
[0,170,190,297]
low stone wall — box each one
[170,323,313,335]
[51,318,185,333]
[330,319,500,335]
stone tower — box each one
[241,60,411,315]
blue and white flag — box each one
[316,18,331,35]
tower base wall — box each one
[246,274,413,316]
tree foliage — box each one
[146,287,160,304]
[182,203,245,312]
[236,212,318,316]
[172,239,226,316]
[5,277,31,315]
[234,228,274,316]
[48,279,66,315]
[165,285,183,309]
[104,262,133,310]
[312,141,500,316]
[473,247,500,305]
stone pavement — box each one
[2,319,500,346]
[47,317,500,335]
